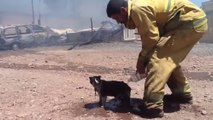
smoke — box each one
[0,0,112,30]
[42,0,110,30]
[43,0,108,17]
[43,0,69,14]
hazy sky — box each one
[0,0,210,12]
[191,0,209,6]
[0,0,211,29]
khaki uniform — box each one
[125,0,208,109]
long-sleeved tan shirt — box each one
[125,0,207,59]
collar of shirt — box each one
[128,0,132,19]
[125,0,136,29]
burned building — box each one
[201,0,213,43]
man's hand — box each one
[128,72,146,82]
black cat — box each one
[89,75,131,107]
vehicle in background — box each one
[0,24,71,50]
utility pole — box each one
[31,0,35,25]
[90,18,94,31]
[38,0,41,25]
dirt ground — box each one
[0,41,213,120]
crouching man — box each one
[106,0,208,118]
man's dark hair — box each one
[106,0,128,17]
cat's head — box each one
[89,76,103,92]
[89,75,101,86]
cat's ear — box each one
[89,77,93,84]
[89,77,94,80]
[97,75,101,79]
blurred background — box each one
[0,0,212,43]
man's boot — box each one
[163,94,193,104]
[139,104,164,118]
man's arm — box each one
[131,5,160,73]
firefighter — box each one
[106,0,208,118]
